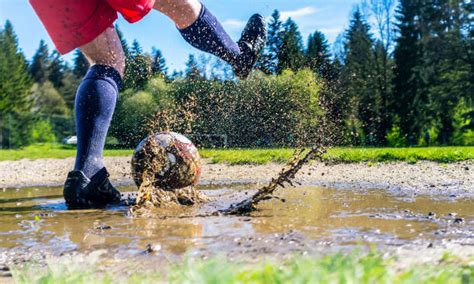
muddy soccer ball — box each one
[131,132,201,190]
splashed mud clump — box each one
[221,145,327,215]
[131,133,207,214]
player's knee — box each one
[154,0,199,13]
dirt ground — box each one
[0,156,472,197]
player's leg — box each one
[63,27,125,208]
[29,0,123,208]
[153,0,267,78]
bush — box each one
[1,114,59,148]
[30,120,56,143]
[451,99,474,146]
[386,126,407,147]
[111,76,174,147]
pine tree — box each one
[343,9,381,145]
[185,54,202,80]
[363,0,397,146]
[0,20,32,114]
[48,50,65,89]
[29,40,50,84]
[393,0,427,145]
[277,18,304,73]
[422,0,472,144]
[59,68,80,110]
[151,47,168,77]
[306,31,332,79]
[72,49,89,78]
[123,40,152,89]
[116,25,130,58]
[257,10,283,74]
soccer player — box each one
[29,0,267,209]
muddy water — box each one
[0,185,473,258]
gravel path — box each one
[0,157,472,197]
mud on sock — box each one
[179,5,241,64]
[74,65,121,179]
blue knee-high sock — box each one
[179,5,241,64]
[74,65,122,178]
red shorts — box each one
[30,0,156,54]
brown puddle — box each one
[0,185,473,257]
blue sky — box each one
[0,0,361,72]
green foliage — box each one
[151,47,167,77]
[47,50,66,89]
[386,126,407,147]
[12,251,474,284]
[0,20,32,114]
[29,120,56,143]
[393,0,472,145]
[111,76,172,147]
[306,31,332,79]
[184,54,203,79]
[123,40,152,90]
[29,40,50,84]
[452,99,474,146]
[1,114,64,148]
[72,49,89,78]
[277,18,305,73]
[342,10,383,146]
[31,82,69,116]
[2,5,473,150]
[257,10,283,74]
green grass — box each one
[12,251,474,284]
[200,146,474,165]
[0,144,133,161]
[0,144,473,164]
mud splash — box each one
[133,92,333,215]
[221,146,327,215]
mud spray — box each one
[131,90,335,216]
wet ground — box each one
[1,184,473,270]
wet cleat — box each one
[63,168,121,209]
[233,14,267,79]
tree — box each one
[277,18,305,73]
[185,54,203,80]
[116,25,130,58]
[123,40,152,89]
[151,47,168,77]
[306,31,332,79]
[342,9,382,145]
[29,40,50,84]
[48,50,65,89]
[0,21,33,148]
[31,81,69,116]
[422,0,473,144]
[72,49,89,78]
[59,67,80,110]
[363,0,397,145]
[257,10,283,74]
[393,0,429,145]
[0,20,32,114]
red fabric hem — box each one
[120,0,156,23]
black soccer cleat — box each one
[233,14,267,79]
[63,168,121,209]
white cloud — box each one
[222,19,246,29]
[280,7,318,20]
